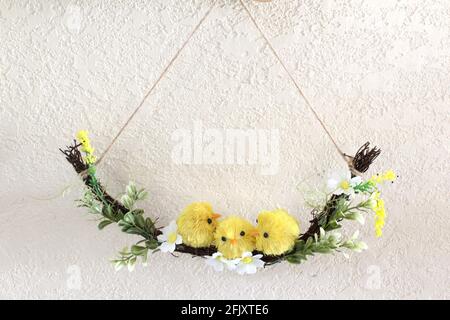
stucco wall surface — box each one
[0,0,449,299]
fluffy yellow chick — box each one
[177,202,221,248]
[214,216,256,259]
[253,209,300,256]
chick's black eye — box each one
[263,232,269,238]
[221,236,226,242]
[207,218,212,224]
[240,231,245,236]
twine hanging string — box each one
[96,0,349,171]
[95,2,216,166]
[238,0,348,165]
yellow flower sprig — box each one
[370,191,386,237]
[367,169,397,237]
[76,130,97,164]
[369,169,397,185]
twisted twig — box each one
[60,141,128,215]
[348,142,381,174]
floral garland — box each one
[60,131,396,274]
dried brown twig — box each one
[59,140,87,174]
[60,141,128,215]
[348,142,381,174]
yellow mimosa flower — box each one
[370,191,386,238]
[85,154,97,164]
[76,130,96,165]
[382,169,396,182]
[76,130,89,143]
[369,170,397,185]
[82,145,94,154]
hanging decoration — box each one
[59,1,398,275]
[60,131,396,274]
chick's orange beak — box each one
[211,213,221,219]
[230,239,238,246]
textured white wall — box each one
[1,0,449,299]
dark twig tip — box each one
[352,142,381,173]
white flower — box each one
[235,252,265,275]
[157,220,182,253]
[223,258,241,270]
[327,170,362,196]
[205,252,266,274]
[205,252,240,272]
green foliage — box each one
[76,171,159,270]
[77,188,102,215]
[353,181,376,194]
[112,246,147,272]
[285,228,368,264]
[321,197,368,232]
[343,211,365,224]
[111,238,160,272]
[285,186,374,265]
[78,177,155,235]
[285,236,315,264]
[341,232,368,252]
[98,220,114,230]
[120,182,148,211]
[87,165,96,176]
[117,210,157,240]
[78,189,125,230]
[101,204,124,223]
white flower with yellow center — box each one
[205,252,240,272]
[235,252,265,275]
[327,170,362,196]
[157,221,182,253]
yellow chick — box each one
[214,216,256,259]
[253,209,300,256]
[177,202,221,248]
